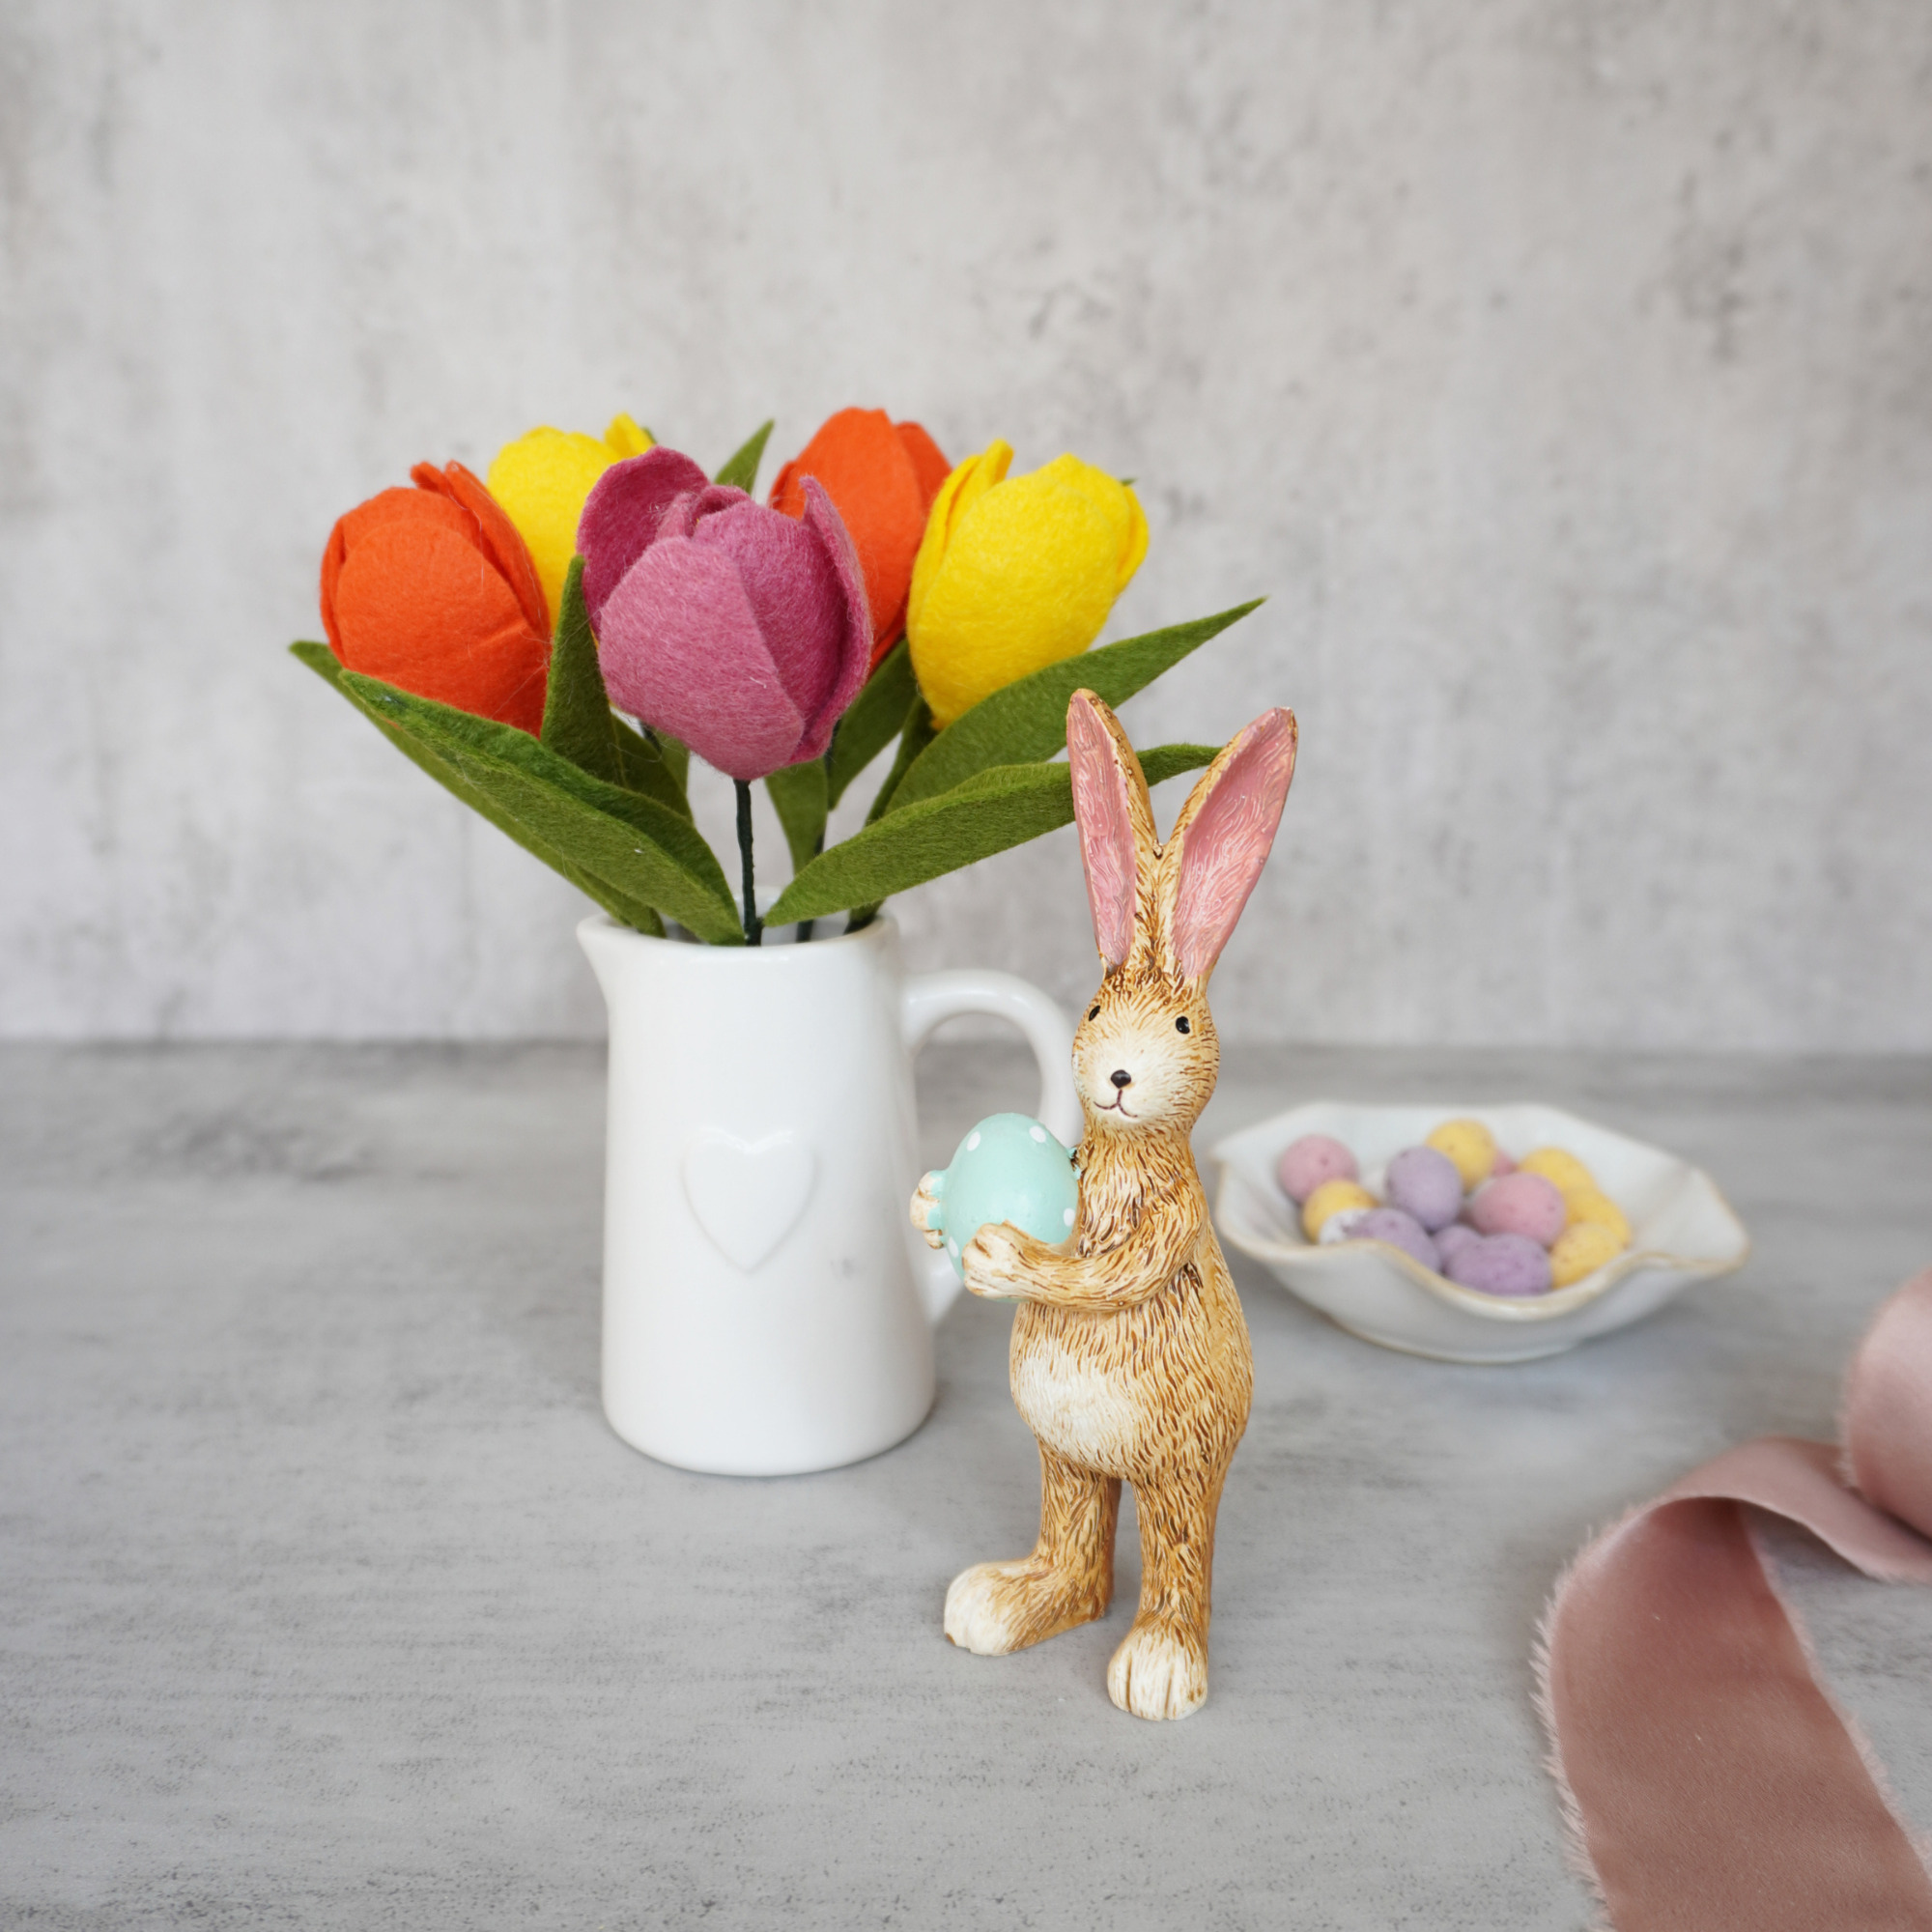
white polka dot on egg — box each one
[1030,1124,1046,1142]
[966,1131,980,1151]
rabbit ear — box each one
[1159,707,1297,984]
[1066,689,1157,971]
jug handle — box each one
[900,971,1080,1324]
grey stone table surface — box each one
[4,1040,1930,1930]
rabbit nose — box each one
[1110,1069,1132,1090]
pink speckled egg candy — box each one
[1384,1145,1463,1232]
[1447,1233,1552,1296]
[1468,1171,1567,1247]
[1277,1133,1358,1204]
[1491,1149,1517,1178]
[1352,1207,1440,1270]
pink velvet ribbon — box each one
[1539,1269,1932,1930]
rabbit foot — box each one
[944,1558,1109,1656]
[1106,1612,1208,1720]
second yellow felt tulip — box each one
[906,441,1148,726]
[486,414,654,630]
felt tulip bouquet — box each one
[296,409,1259,943]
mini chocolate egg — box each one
[1318,1206,1372,1245]
[1491,1148,1517,1178]
[1434,1222,1481,1270]
[1424,1118,1496,1190]
[1468,1171,1567,1247]
[1351,1206,1440,1269]
[1565,1187,1632,1247]
[1447,1232,1553,1297]
[1519,1146,1595,1201]
[1277,1133,1359,1204]
[1384,1145,1463,1231]
[1302,1178,1377,1240]
[1549,1221,1624,1288]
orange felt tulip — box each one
[770,409,950,668]
[320,462,552,734]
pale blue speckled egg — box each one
[928,1113,1079,1281]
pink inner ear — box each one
[1067,699,1138,968]
[1172,710,1297,980]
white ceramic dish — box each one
[1210,1101,1749,1363]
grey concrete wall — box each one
[3,1,1928,1047]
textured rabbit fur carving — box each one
[914,688,1297,1720]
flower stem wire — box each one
[734,779,763,946]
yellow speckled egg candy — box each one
[1549,1221,1624,1288]
[1302,1179,1377,1240]
[1520,1147,1596,1201]
[1425,1118,1497,1189]
[1565,1187,1632,1248]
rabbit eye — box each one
[1087,1004,1100,1022]
[1175,1015,1191,1034]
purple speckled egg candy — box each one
[1351,1207,1440,1270]
[1434,1222,1481,1270]
[1277,1133,1358,1204]
[1447,1232,1553,1296]
[1468,1171,1567,1246]
[1384,1145,1463,1231]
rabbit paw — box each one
[1107,1613,1208,1720]
[962,1223,1029,1299]
[945,1558,1109,1655]
[910,1172,946,1250]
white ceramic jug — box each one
[578,913,1080,1475]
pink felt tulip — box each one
[578,446,872,782]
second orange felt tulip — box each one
[321,463,552,734]
[770,409,950,668]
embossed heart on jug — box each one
[681,1130,817,1273]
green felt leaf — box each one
[765,758,828,875]
[290,638,341,683]
[841,696,932,929]
[539,557,622,786]
[826,640,917,808]
[536,555,690,820]
[611,718,693,819]
[291,642,665,934]
[653,729,690,794]
[714,420,774,494]
[891,600,1262,813]
[865,698,936,826]
[767,743,1218,929]
[337,671,744,944]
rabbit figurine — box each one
[912,687,1297,1720]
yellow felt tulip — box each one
[486,413,654,629]
[906,441,1148,726]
